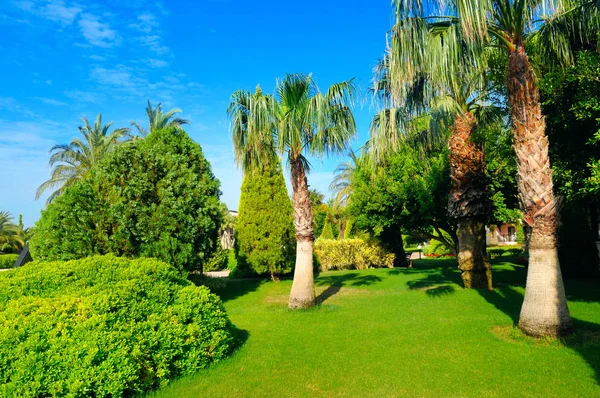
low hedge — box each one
[314,239,395,271]
[424,239,454,257]
[0,254,18,269]
[0,255,236,397]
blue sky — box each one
[0,0,395,227]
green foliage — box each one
[234,163,295,277]
[425,239,453,257]
[0,254,18,269]
[314,239,394,270]
[204,249,230,272]
[320,218,336,240]
[487,247,523,260]
[0,211,25,254]
[350,147,457,255]
[31,128,223,272]
[0,255,235,397]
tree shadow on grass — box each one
[315,273,383,304]
[478,284,600,385]
[188,274,266,303]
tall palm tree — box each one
[131,100,190,137]
[36,114,129,204]
[330,150,359,210]
[389,0,600,336]
[229,74,357,309]
[371,42,498,289]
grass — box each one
[152,257,600,397]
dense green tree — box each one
[31,128,222,272]
[235,162,295,279]
[319,218,336,240]
[539,49,600,276]
[349,146,456,267]
[310,189,328,238]
[131,100,190,138]
[229,74,356,309]
[36,114,129,204]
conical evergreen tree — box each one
[319,218,336,240]
[235,162,295,279]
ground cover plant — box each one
[152,257,600,397]
[0,255,236,397]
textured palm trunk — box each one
[507,45,571,336]
[288,159,316,309]
[448,112,492,289]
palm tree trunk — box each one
[448,112,492,289]
[507,45,571,337]
[288,159,316,309]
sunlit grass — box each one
[151,258,600,397]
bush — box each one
[319,219,336,239]
[204,249,230,272]
[425,239,454,257]
[0,254,17,269]
[314,239,394,270]
[0,255,235,397]
[31,128,223,272]
[235,163,295,278]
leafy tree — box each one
[31,128,222,273]
[235,162,295,280]
[349,147,456,267]
[131,100,190,138]
[309,189,328,237]
[539,49,600,276]
[36,114,129,204]
[389,0,600,337]
[228,74,356,309]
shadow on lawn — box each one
[315,273,382,304]
[480,285,600,385]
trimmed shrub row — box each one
[0,255,235,397]
[314,239,395,271]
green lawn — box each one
[152,258,600,397]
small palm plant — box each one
[131,100,190,137]
[36,114,129,204]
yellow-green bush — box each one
[314,239,394,270]
[0,255,235,397]
[0,254,18,269]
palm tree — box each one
[131,100,190,137]
[229,74,357,309]
[330,150,359,210]
[389,0,600,336]
[36,114,129,203]
[371,42,498,288]
[0,211,23,253]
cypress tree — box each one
[235,162,295,279]
[319,218,335,240]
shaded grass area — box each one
[152,257,600,397]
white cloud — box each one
[148,58,169,68]
[78,13,119,48]
[129,12,158,33]
[0,97,36,117]
[43,0,81,25]
[35,97,66,106]
[139,34,169,55]
[64,89,102,103]
[45,79,52,85]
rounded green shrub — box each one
[0,254,18,269]
[204,249,230,272]
[426,239,454,257]
[0,255,235,397]
[31,128,223,272]
[234,163,295,278]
